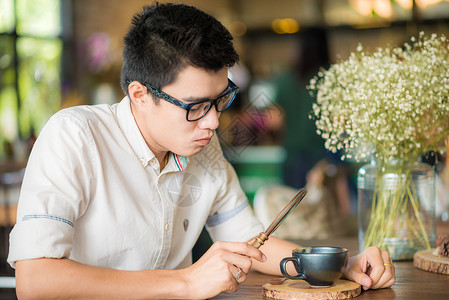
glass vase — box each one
[357,160,436,261]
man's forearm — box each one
[15,241,267,299]
[15,258,189,299]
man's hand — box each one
[180,241,266,299]
[344,246,395,290]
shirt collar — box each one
[116,96,155,167]
[164,153,189,172]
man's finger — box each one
[214,241,267,262]
[372,257,395,289]
[230,265,246,283]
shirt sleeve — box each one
[8,110,94,268]
[204,137,264,243]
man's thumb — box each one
[346,268,372,290]
[359,274,372,290]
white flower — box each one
[308,33,449,166]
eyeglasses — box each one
[139,78,239,122]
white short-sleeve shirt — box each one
[8,97,264,270]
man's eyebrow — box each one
[182,85,230,103]
[182,96,213,103]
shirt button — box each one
[150,159,156,166]
[165,223,170,231]
[139,158,146,166]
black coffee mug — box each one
[280,246,348,287]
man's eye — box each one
[191,103,210,112]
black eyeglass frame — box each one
[128,78,239,122]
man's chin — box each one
[178,146,206,158]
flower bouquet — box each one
[308,32,449,260]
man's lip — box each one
[196,134,214,141]
[197,137,212,142]
[195,136,213,145]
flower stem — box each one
[362,163,432,259]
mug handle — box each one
[280,257,306,280]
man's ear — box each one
[128,81,148,105]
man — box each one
[8,3,395,299]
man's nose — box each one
[198,105,220,130]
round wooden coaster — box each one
[413,249,449,275]
[262,279,361,299]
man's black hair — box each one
[120,2,239,97]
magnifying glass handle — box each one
[248,188,307,249]
[249,232,269,249]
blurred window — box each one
[0,0,62,160]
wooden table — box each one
[213,237,449,300]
